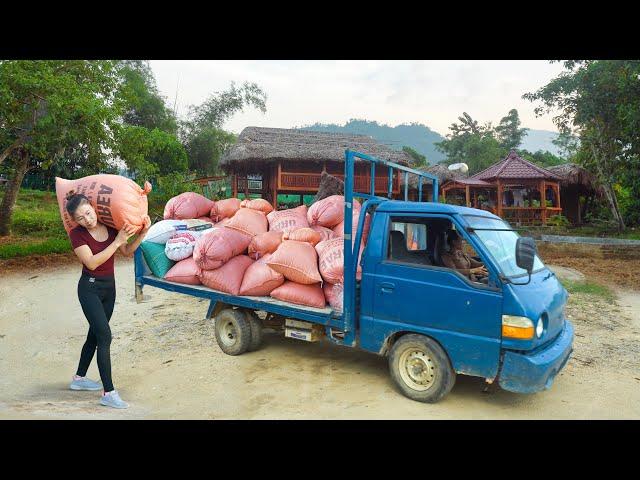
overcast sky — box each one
[149,60,565,136]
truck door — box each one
[367,214,503,380]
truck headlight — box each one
[536,317,544,338]
[502,315,534,340]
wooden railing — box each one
[279,171,399,194]
[502,207,562,225]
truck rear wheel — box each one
[388,334,456,403]
[244,310,264,351]
[214,308,251,356]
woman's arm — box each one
[119,215,151,257]
[73,226,136,270]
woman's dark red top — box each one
[69,225,118,277]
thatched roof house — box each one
[547,163,603,224]
[219,127,412,207]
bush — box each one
[546,214,571,227]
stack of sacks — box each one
[164,192,215,221]
[195,198,275,295]
[266,239,325,308]
[142,217,214,284]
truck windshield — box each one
[464,215,545,278]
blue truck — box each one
[134,150,574,403]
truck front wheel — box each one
[388,334,456,403]
[214,308,252,356]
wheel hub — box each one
[221,321,237,346]
[399,349,435,391]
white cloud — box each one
[149,60,565,136]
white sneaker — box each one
[100,390,129,409]
[70,376,102,391]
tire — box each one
[388,334,456,403]
[244,310,264,352]
[214,308,252,356]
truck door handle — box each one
[380,282,395,293]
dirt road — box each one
[1,259,639,419]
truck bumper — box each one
[498,320,574,394]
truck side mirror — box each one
[515,237,537,274]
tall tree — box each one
[523,60,640,230]
[402,146,428,167]
[436,112,506,174]
[495,109,528,150]
[0,60,124,236]
[181,82,267,174]
[551,131,580,159]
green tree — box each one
[523,60,640,230]
[551,131,580,159]
[0,60,125,236]
[181,82,267,174]
[495,109,528,150]
[436,112,506,174]
[402,146,428,167]
[119,60,178,134]
[518,149,565,168]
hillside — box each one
[298,120,562,163]
[298,120,446,164]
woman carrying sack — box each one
[65,190,151,409]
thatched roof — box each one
[547,163,601,191]
[220,127,411,169]
[404,163,468,189]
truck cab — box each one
[355,200,574,402]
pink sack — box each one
[267,240,322,285]
[310,225,336,242]
[164,257,202,285]
[193,226,251,270]
[316,238,363,284]
[198,216,214,223]
[239,254,285,296]
[163,192,214,220]
[199,255,254,295]
[226,207,268,237]
[267,205,309,233]
[307,196,361,228]
[211,198,241,222]
[56,175,151,234]
[323,282,344,312]
[240,198,274,215]
[270,281,326,309]
[215,218,230,228]
[283,227,321,246]
[248,231,283,260]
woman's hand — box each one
[141,215,151,233]
[115,224,137,247]
[471,266,489,276]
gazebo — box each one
[441,151,563,225]
[219,127,411,208]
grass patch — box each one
[0,189,70,258]
[0,237,71,259]
[562,279,615,301]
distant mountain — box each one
[298,119,447,164]
[520,129,561,156]
[297,120,563,164]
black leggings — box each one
[76,273,116,392]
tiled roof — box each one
[471,151,561,181]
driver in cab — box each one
[441,229,488,282]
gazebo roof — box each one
[471,150,561,182]
[220,126,411,168]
